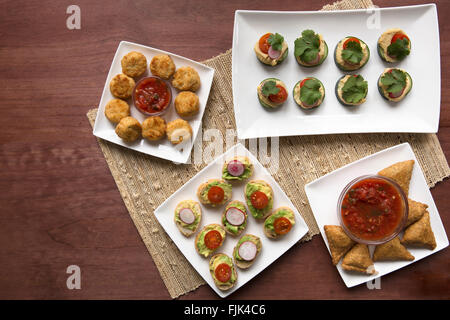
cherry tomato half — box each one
[300,78,312,88]
[208,186,224,204]
[259,33,272,54]
[268,85,288,103]
[250,191,269,210]
[204,230,222,250]
[343,37,360,49]
[391,33,410,44]
[273,217,292,235]
[215,263,231,283]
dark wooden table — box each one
[0,0,449,300]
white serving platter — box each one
[93,41,214,163]
[305,142,448,288]
[232,4,440,139]
[154,143,309,297]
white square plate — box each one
[93,41,215,163]
[154,143,309,297]
[305,143,449,288]
[232,4,440,139]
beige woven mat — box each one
[87,0,450,298]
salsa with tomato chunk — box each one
[341,177,405,241]
[134,77,171,114]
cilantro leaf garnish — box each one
[342,75,368,103]
[294,29,320,62]
[387,38,410,60]
[380,69,406,94]
[341,40,363,64]
[300,79,322,105]
[268,33,284,51]
[261,80,280,96]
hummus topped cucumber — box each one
[174,200,202,237]
[221,200,248,236]
[378,29,411,63]
[264,207,296,239]
[233,234,262,269]
[335,74,368,106]
[293,77,325,110]
[254,32,288,66]
[209,253,237,291]
[244,180,274,220]
[294,29,328,67]
[197,179,232,207]
[196,224,226,258]
[334,36,370,71]
[222,156,253,181]
[257,78,288,108]
[377,68,412,102]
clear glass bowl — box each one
[132,76,172,116]
[337,174,408,245]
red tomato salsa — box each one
[341,178,404,241]
[134,77,171,114]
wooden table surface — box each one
[1,0,449,300]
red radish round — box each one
[179,208,195,224]
[268,46,281,59]
[238,241,257,261]
[225,207,246,226]
[227,160,245,177]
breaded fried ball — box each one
[174,91,200,118]
[172,66,201,92]
[110,74,135,99]
[121,51,147,78]
[166,119,193,145]
[115,116,142,142]
[142,116,166,141]
[150,54,176,79]
[104,99,130,123]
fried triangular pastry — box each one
[373,236,414,261]
[406,199,428,228]
[324,225,356,265]
[378,160,414,196]
[342,243,377,275]
[401,211,436,250]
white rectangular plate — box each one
[93,41,214,163]
[305,143,448,288]
[232,4,440,139]
[154,143,309,297]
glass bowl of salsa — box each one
[132,76,172,116]
[337,175,408,245]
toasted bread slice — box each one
[245,180,274,220]
[222,156,254,181]
[195,224,226,258]
[196,178,231,207]
[174,200,202,237]
[263,207,295,239]
[222,200,248,236]
[324,225,356,265]
[209,253,237,291]
[233,234,262,269]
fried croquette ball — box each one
[150,54,176,79]
[104,99,130,123]
[121,51,147,78]
[166,119,193,145]
[174,91,200,117]
[115,116,142,142]
[142,116,166,141]
[172,66,201,92]
[110,74,135,99]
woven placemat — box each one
[87,0,450,298]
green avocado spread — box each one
[222,202,247,235]
[200,181,232,204]
[210,255,236,284]
[245,182,273,218]
[264,209,295,232]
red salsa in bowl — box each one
[133,76,172,116]
[337,175,408,245]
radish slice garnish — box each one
[238,241,257,261]
[268,46,281,59]
[179,208,195,224]
[226,207,246,226]
[227,160,245,177]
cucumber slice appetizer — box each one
[335,74,368,106]
[377,69,412,102]
[334,36,370,71]
[292,77,325,110]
